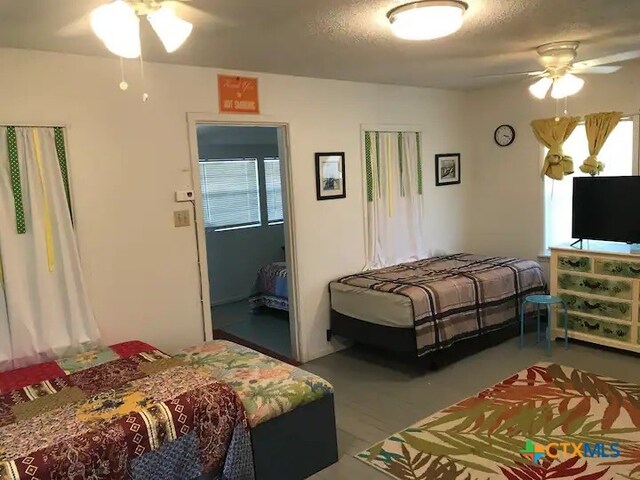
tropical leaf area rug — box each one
[356,362,640,480]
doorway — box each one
[190,122,298,362]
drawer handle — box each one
[564,259,585,267]
[582,279,603,290]
[629,266,640,274]
[584,321,600,331]
[583,301,602,311]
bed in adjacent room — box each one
[249,261,289,312]
[329,253,546,362]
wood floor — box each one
[304,333,640,479]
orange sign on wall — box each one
[218,75,260,114]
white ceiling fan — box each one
[485,41,640,99]
[90,0,196,59]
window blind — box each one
[199,159,261,230]
[264,157,284,223]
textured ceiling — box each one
[0,0,639,89]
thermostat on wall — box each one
[175,190,195,202]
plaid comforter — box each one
[249,262,289,311]
[334,254,546,356]
[0,347,253,480]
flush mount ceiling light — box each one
[90,0,193,58]
[387,0,468,41]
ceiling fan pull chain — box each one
[139,47,149,103]
[119,56,129,91]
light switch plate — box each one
[174,210,191,227]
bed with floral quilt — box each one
[177,340,339,480]
[248,262,289,312]
[0,341,254,480]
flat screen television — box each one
[572,176,640,244]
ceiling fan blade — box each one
[161,1,225,25]
[572,65,622,74]
[574,50,640,69]
[57,14,92,37]
[475,70,544,79]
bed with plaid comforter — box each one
[0,343,253,480]
[332,253,546,356]
[248,262,289,312]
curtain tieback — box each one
[579,154,604,176]
[542,152,574,180]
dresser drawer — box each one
[595,258,640,278]
[557,256,591,272]
[559,293,632,321]
[557,273,632,300]
[560,314,631,342]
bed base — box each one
[330,309,543,369]
[252,393,338,479]
[197,394,338,479]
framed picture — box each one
[315,152,346,200]
[435,153,461,186]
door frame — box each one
[186,113,302,361]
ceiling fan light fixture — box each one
[147,6,193,53]
[528,76,553,99]
[387,0,468,41]
[550,73,584,99]
[90,0,141,59]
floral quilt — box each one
[177,340,333,427]
[0,348,253,480]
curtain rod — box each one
[0,123,67,128]
[364,130,421,133]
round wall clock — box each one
[494,124,516,147]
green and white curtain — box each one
[0,126,100,372]
[364,130,427,269]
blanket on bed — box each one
[249,262,289,311]
[0,348,253,480]
[334,254,546,356]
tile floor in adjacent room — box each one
[304,333,640,479]
[212,300,292,358]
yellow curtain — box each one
[531,116,580,180]
[580,111,623,176]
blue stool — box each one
[520,294,569,355]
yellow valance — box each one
[531,116,580,181]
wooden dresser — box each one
[550,242,640,353]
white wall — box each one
[0,48,471,361]
[466,62,640,270]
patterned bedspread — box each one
[249,262,289,312]
[333,254,546,356]
[0,346,254,480]
[0,341,155,394]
